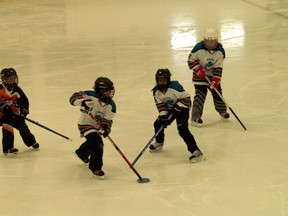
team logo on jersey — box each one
[95,111,104,120]
[165,98,174,108]
[205,59,214,70]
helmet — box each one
[1,68,18,90]
[93,77,115,102]
[203,28,218,40]
[203,28,218,50]
[155,68,171,83]
[155,68,171,92]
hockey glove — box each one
[20,108,29,117]
[0,103,12,115]
[100,125,110,138]
[193,65,206,79]
[209,77,220,90]
[80,99,93,114]
[173,103,183,116]
[159,114,173,128]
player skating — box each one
[188,27,229,127]
[149,69,203,162]
[0,68,39,155]
[70,77,116,179]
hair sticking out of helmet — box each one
[94,77,115,103]
[1,68,18,91]
[155,68,171,92]
[203,28,219,50]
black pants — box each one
[191,84,227,121]
[1,116,36,152]
[154,109,200,154]
[76,132,104,171]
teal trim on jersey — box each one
[152,81,184,95]
[179,97,191,106]
[84,90,116,113]
[216,44,226,58]
[192,41,206,53]
[84,90,98,97]
[69,92,84,105]
[109,100,116,113]
[169,81,184,92]
[100,118,112,128]
[152,85,158,95]
[192,41,226,58]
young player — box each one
[0,68,39,155]
[69,77,116,179]
[188,27,229,127]
[149,69,203,163]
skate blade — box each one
[190,155,204,163]
[4,153,19,158]
[149,146,163,152]
[93,174,105,180]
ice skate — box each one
[191,118,203,127]
[189,150,203,163]
[220,112,230,121]
[31,142,40,149]
[92,170,105,180]
[149,142,164,152]
[3,147,19,156]
[74,150,89,164]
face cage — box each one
[2,75,19,86]
[157,78,169,92]
[100,89,115,100]
[156,76,170,83]
[204,39,218,50]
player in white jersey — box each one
[188,28,229,127]
[69,77,116,179]
[149,69,203,163]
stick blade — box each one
[137,178,150,184]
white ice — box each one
[1,0,288,215]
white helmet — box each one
[203,28,218,40]
[203,28,218,50]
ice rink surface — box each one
[1,0,288,215]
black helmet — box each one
[155,68,171,83]
[155,68,171,92]
[93,77,115,102]
[1,68,18,90]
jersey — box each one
[0,84,29,119]
[187,41,226,85]
[69,90,116,136]
[153,81,191,116]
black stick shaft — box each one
[132,113,173,166]
[205,76,247,131]
[12,112,72,140]
[228,107,247,130]
[25,117,72,139]
[132,124,164,166]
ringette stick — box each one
[89,113,150,183]
[13,113,72,140]
[205,76,247,131]
[132,113,173,166]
